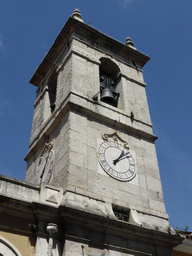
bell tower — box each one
[24,10,181,255]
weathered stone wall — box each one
[63,110,167,228]
[62,222,175,256]
[25,29,168,231]
[25,15,169,233]
[70,36,151,128]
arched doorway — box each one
[0,237,22,256]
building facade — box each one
[0,9,186,256]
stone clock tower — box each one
[23,9,181,256]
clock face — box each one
[36,150,54,184]
[98,141,136,181]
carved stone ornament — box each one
[102,132,129,149]
[38,142,53,164]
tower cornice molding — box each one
[25,91,157,162]
[0,188,183,251]
[30,17,149,87]
[59,205,183,249]
[70,36,144,72]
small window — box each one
[112,205,130,222]
[48,69,57,113]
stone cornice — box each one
[0,189,183,250]
[25,91,157,161]
[0,175,39,190]
[59,205,183,249]
[70,36,144,73]
[30,17,150,87]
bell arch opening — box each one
[99,58,121,107]
[48,69,57,113]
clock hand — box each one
[40,164,46,179]
[117,154,131,162]
[113,150,125,165]
[40,152,50,179]
[113,151,131,165]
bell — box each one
[100,88,115,104]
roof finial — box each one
[125,37,136,49]
[72,9,83,22]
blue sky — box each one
[0,0,192,231]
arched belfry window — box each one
[48,69,57,113]
[99,58,120,107]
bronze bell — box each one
[100,88,115,104]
